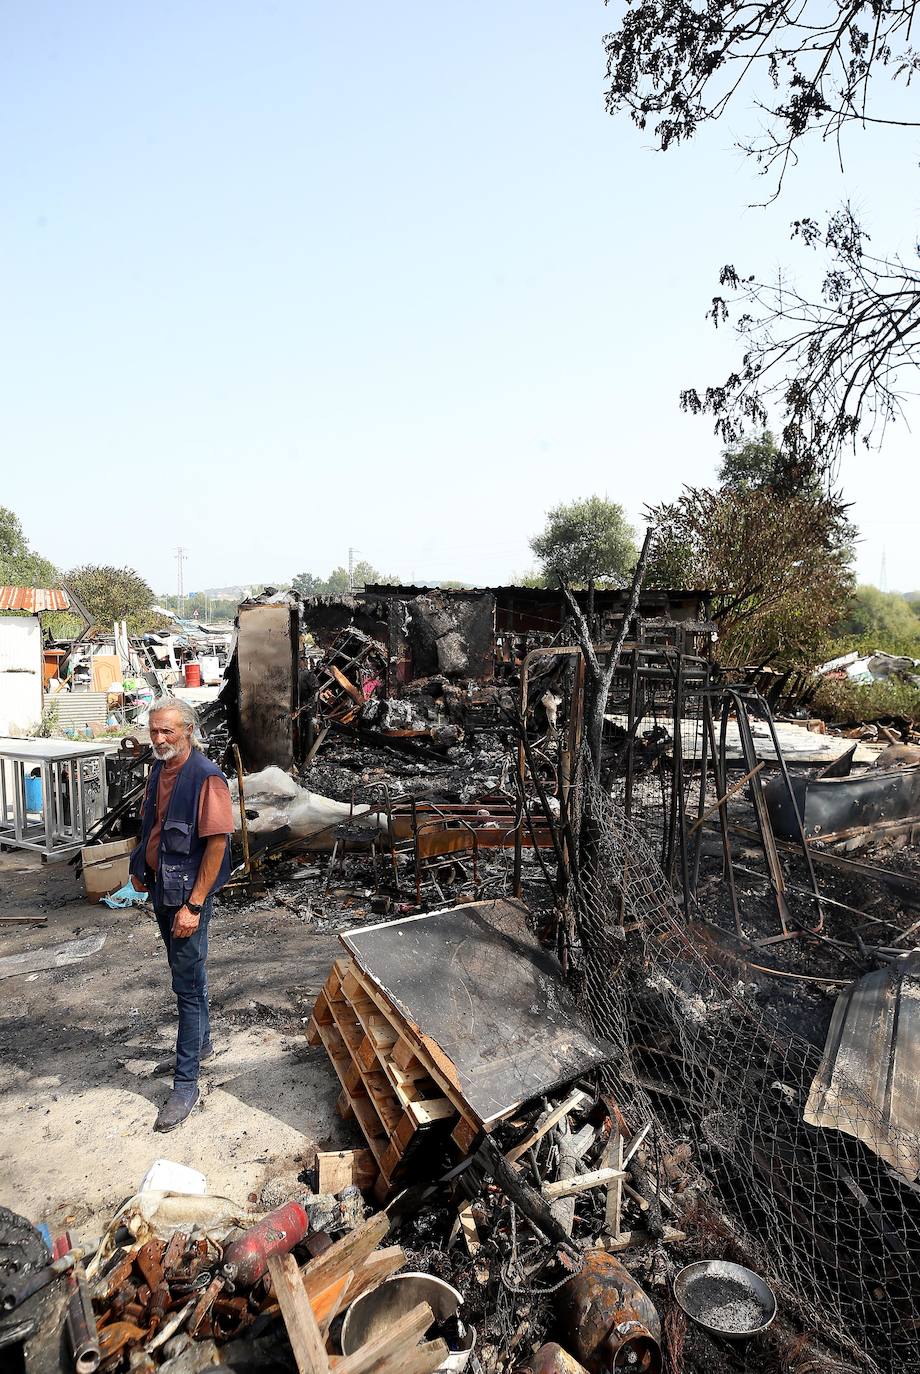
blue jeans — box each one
[155,897,213,1090]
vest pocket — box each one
[162,819,193,855]
[161,860,195,907]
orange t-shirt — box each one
[144,756,234,871]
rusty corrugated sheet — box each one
[0,587,71,613]
[804,953,920,1181]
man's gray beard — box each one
[153,744,178,761]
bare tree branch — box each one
[560,528,655,776]
[603,3,920,472]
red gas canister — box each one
[220,1202,309,1287]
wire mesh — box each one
[571,757,920,1374]
[604,645,710,878]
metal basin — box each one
[340,1272,475,1372]
[673,1261,777,1340]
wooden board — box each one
[342,899,614,1126]
[316,1148,378,1194]
[267,1252,330,1374]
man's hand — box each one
[172,906,200,939]
[130,874,147,893]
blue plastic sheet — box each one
[101,881,148,909]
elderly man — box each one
[129,698,234,1131]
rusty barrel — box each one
[556,1249,662,1373]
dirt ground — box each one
[0,849,357,1240]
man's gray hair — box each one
[149,696,199,733]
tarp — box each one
[818,649,920,685]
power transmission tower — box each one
[880,548,888,593]
[176,546,187,618]
[348,546,359,594]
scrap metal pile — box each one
[568,752,920,1374]
[1,1196,475,1373]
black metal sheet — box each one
[342,898,614,1126]
[765,765,920,842]
[236,603,298,772]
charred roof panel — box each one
[804,953,920,1182]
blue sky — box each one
[2,2,917,594]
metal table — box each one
[0,738,109,858]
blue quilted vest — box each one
[130,748,232,909]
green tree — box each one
[647,483,855,667]
[292,561,398,598]
[0,505,58,588]
[324,567,351,596]
[835,585,920,647]
[717,431,820,497]
[530,497,637,624]
[351,560,399,590]
[291,572,323,597]
[65,565,163,635]
[510,569,550,588]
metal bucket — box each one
[340,1272,475,1372]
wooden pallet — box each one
[308,959,458,1193]
[340,959,483,1136]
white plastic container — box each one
[138,1159,208,1195]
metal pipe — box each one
[66,1268,101,1373]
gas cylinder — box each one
[516,1344,590,1373]
[220,1202,309,1287]
[556,1249,662,1374]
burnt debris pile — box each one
[33,581,920,1374]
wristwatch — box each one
[186,901,204,915]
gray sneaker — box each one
[154,1087,201,1132]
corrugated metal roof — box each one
[44,691,109,726]
[804,952,920,1181]
[0,587,71,612]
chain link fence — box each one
[571,756,920,1374]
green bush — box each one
[819,633,920,661]
[33,703,60,738]
[810,675,920,725]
